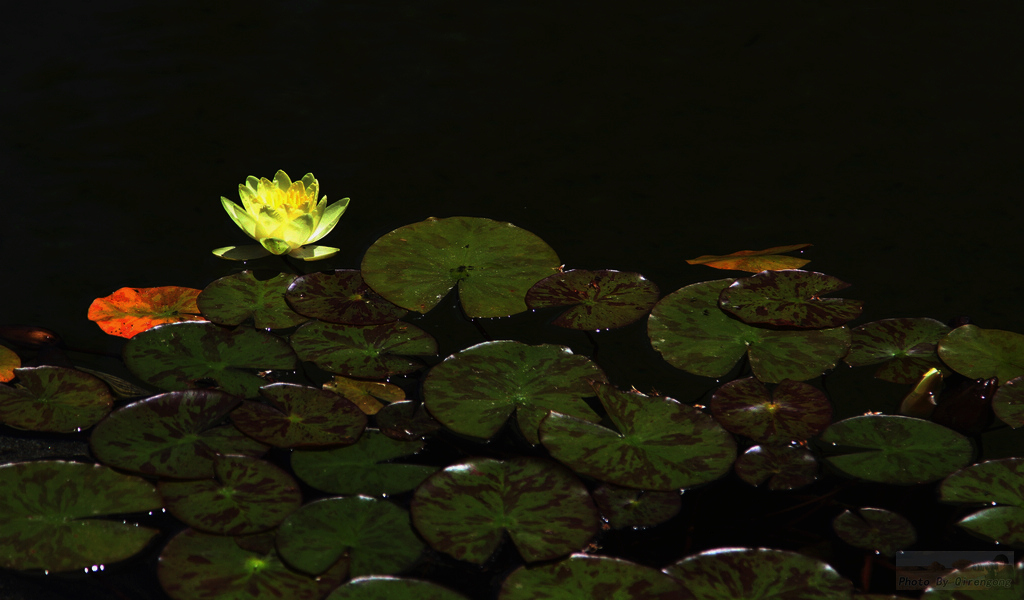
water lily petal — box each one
[255,206,286,240]
[212,245,273,260]
[301,173,318,199]
[260,238,293,255]
[273,170,293,191]
[220,198,257,238]
[284,213,316,246]
[306,198,350,243]
[288,245,340,261]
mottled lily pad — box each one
[423,340,606,445]
[939,325,1024,384]
[285,270,407,325]
[323,376,406,416]
[277,496,423,577]
[648,279,851,383]
[710,377,832,443]
[411,457,598,564]
[540,383,736,491]
[360,216,561,318]
[524,269,659,330]
[940,458,1024,546]
[921,561,1023,598]
[0,366,113,432]
[90,389,268,478]
[663,547,853,599]
[123,322,298,398]
[718,270,863,328]
[734,444,818,490]
[158,454,302,535]
[820,415,973,485]
[326,576,469,600]
[375,401,442,441]
[290,320,437,378]
[291,429,437,496]
[833,508,916,555]
[0,460,161,571]
[196,271,307,329]
[844,318,950,383]
[158,528,347,600]
[993,376,1024,428]
[230,383,367,447]
[499,554,682,600]
[591,484,682,529]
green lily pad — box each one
[648,279,851,383]
[230,383,367,447]
[376,400,442,441]
[285,270,407,325]
[291,429,437,496]
[290,320,437,378]
[411,457,598,564]
[920,561,1023,598]
[326,576,469,600]
[277,496,423,577]
[710,377,832,443]
[158,454,302,535]
[591,484,682,529]
[0,460,161,571]
[90,389,268,478]
[197,271,308,329]
[820,415,973,485]
[540,383,736,491]
[0,366,113,432]
[939,325,1024,384]
[524,269,660,330]
[718,270,863,328]
[833,508,916,555]
[158,528,348,600]
[422,340,606,445]
[993,376,1024,428]
[360,216,561,318]
[734,443,819,490]
[498,554,683,600]
[844,318,950,383]
[940,458,1024,546]
[123,322,298,398]
[663,547,853,599]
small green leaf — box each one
[290,320,437,378]
[844,318,950,383]
[940,458,1024,546]
[0,366,113,432]
[197,271,307,329]
[591,484,681,529]
[285,270,407,325]
[525,269,660,330]
[833,508,916,555]
[939,325,1024,384]
[710,377,832,443]
[734,444,818,490]
[230,383,367,447]
[993,376,1024,428]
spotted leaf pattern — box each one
[525,269,659,330]
[833,508,916,555]
[734,443,818,490]
[230,383,367,447]
[289,320,437,378]
[196,271,307,329]
[940,458,1024,546]
[285,269,407,325]
[0,366,113,432]
[499,554,682,600]
[710,377,832,443]
[844,318,949,383]
[718,270,863,328]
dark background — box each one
[3,1,1024,598]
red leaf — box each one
[687,244,812,272]
[88,287,208,338]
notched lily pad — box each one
[0,366,113,432]
[197,271,307,329]
[90,389,268,478]
[292,429,437,496]
[423,340,606,445]
[277,496,423,577]
[591,484,682,529]
[663,547,853,599]
[123,322,298,398]
[411,457,598,564]
[833,508,916,555]
[499,554,682,600]
[540,383,736,491]
[525,269,659,330]
[360,216,561,318]
[993,376,1024,428]
[648,279,851,383]
[718,270,863,329]
[940,458,1024,546]
[326,576,469,600]
[820,415,973,485]
[290,320,437,378]
[710,377,832,443]
[845,318,950,383]
[159,454,302,535]
[285,270,407,325]
[323,375,406,416]
[734,443,818,490]
[0,460,161,571]
[230,383,367,447]
[939,325,1024,385]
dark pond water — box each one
[3,1,1024,598]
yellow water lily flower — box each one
[213,170,349,261]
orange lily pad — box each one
[686,244,812,272]
[88,286,208,338]
[0,345,19,382]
